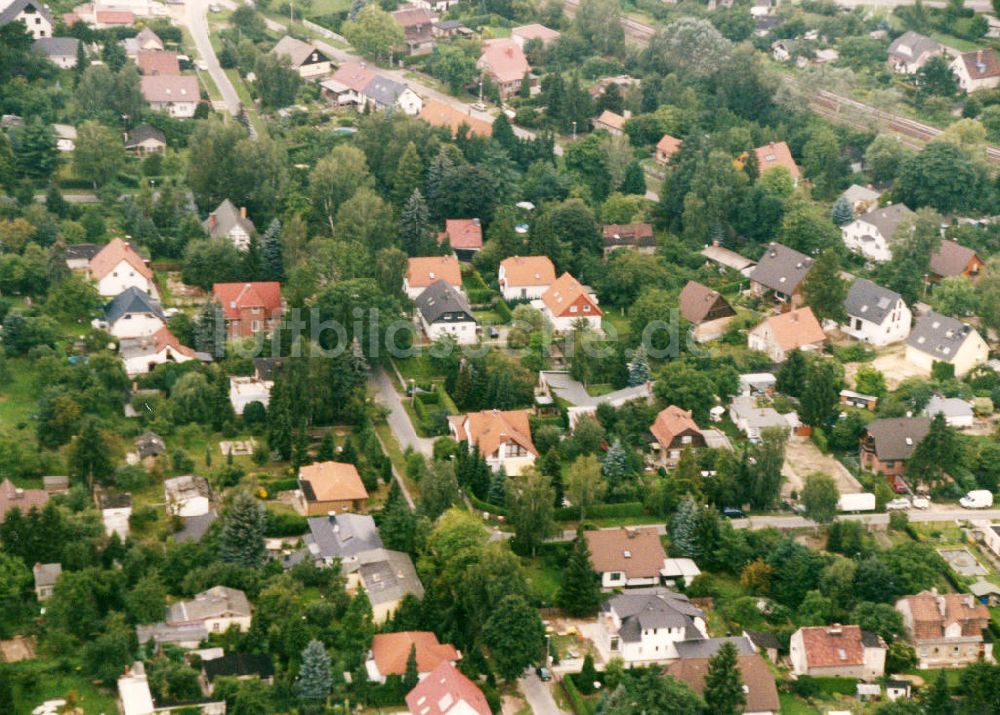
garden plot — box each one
[938,548,989,577]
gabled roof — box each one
[363,74,411,107]
[585,527,666,580]
[864,417,931,460]
[415,280,474,325]
[370,631,459,675]
[96,9,134,25]
[329,60,378,93]
[271,35,327,67]
[33,36,80,58]
[750,242,812,293]
[478,38,530,84]
[753,307,825,351]
[674,636,755,659]
[405,661,491,715]
[135,27,163,49]
[140,74,199,103]
[449,409,537,457]
[407,255,462,289]
[678,280,734,324]
[166,586,251,624]
[391,5,433,28]
[511,23,560,42]
[667,653,779,714]
[419,99,493,138]
[164,474,211,501]
[594,110,626,132]
[796,625,881,669]
[499,255,556,287]
[957,48,1000,80]
[754,141,800,179]
[66,243,101,261]
[701,244,757,274]
[105,286,166,325]
[906,310,981,362]
[929,239,981,278]
[212,282,282,320]
[307,512,383,560]
[602,223,654,249]
[0,0,53,26]
[855,203,914,240]
[0,479,48,520]
[125,123,166,148]
[136,50,180,76]
[844,279,902,325]
[299,461,369,503]
[541,272,601,318]
[358,548,424,605]
[888,31,941,63]
[923,395,973,419]
[33,562,61,587]
[650,406,701,449]
[601,589,704,642]
[439,218,483,250]
[841,184,880,205]
[89,238,153,281]
[203,198,256,239]
[656,133,682,160]
[119,326,196,361]
[900,591,990,632]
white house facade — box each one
[842,279,912,347]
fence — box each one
[302,18,347,44]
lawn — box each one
[521,553,565,604]
[601,311,630,340]
[306,0,351,16]
[5,660,118,714]
[393,355,446,385]
[0,357,38,434]
[374,423,421,499]
[778,693,821,714]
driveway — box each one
[518,672,568,715]
[782,436,862,498]
[370,367,434,458]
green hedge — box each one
[493,299,512,323]
[265,508,308,537]
[267,477,299,493]
[467,288,494,305]
[416,391,441,406]
[469,493,507,516]
[555,502,646,522]
[562,676,596,715]
[810,676,859,696]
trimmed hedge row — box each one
[264,508,308,537]
[554,502,646,521]
[562,676,596,715]
[469,493,507,516]
[467,288,495,305]
[493,299,512,322]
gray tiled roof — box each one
[750,243,812,294]
[864,417,931,461]
[923,395,973,419]
[906,310,978,362]
[363,74,409,108]
[856,203,914,241]
[307,512,383,561]
[105,286,166,325]
[602,589,704,644]
[844,278,902,325]
[415,280,475,325]
[33,37,80,57]
[0,0,54,27]
[166,586,251,624]
[888,31,941,63]
[357,548,424,606]
[203,199,256,239]
[675,636,755,660]
[125,123,166,148]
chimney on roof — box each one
[240,206,247,219]
[207,213,217,230]
[625,527,637,539]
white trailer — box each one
[838,492,876,513]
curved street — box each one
[183,0,243,118]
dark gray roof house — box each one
[863,417,931,461]
[601,590,705,643]
[887,31,941,68]
[750,243,813,295]
[105,286,166,325]
[305,512,384,569]
[844,279,903,325]
[358,548,424,608]
[856,203,914,242]
[65,243,101,262]
[675,636,755,660]
[0,0,54,28]
[125,123,166,150]
[203,199,256,240]
[33,36,80,60]
[363,75,410,109]
[254,357,286,381]
[415,280,476,326]
[135,430,166,459]
[906,311,980,362]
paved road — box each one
[833,0,991,9]
[519,673,568,715]
[370,367,433,458]
[184,0,243,118]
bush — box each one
[264,508,308,537]
[466,288,494,305]
[469,493,507,516]
[832,344,875,363]
[493,299,512,323]
[554,502,645,522]
[790,676,820,697]
[267,477,299,494]
[562,676,596,715]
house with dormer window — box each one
[842,279,911,346]
[905,311,988,377]
[448,409,537,474]
[748,243,812,308]
[536,272,602,332]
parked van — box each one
[959,490,994,509]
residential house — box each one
[415,280,478,345]
[296,461,369,516]
[886,680,913,702]
[595,589,708,665]
[0,0,53,39]
[0,478,48,520]
[135,430,166,463]
[392,5,435,55]
[136,49,179,76]
[201,654,274,695]
[649,406,706,467]
[65,242,101,270]
[537,272,602,332]
[136,622,208,650]
[860,417,931,480]
[212,281,283,339]
[969,579,1000,607]
[980,522,1000,558]
[164,475,211,518]
[678,280,736,343]
[511,23,560,49]
[655,133,682,164]
[118,662,156,715]
[840,390,879,411]
[840,184,881,215]
[739,373,776,396]
[790,625,886,680]
[754,141,800,185]
[748,243,812,307]
[747,307,825,363]
[662,558,702,587]
[366,631,459,682]
[602,223,655,256]
[100,493,132,540]
[841,203,915,263]
[167,586,253,634]
[203,198,255,250]
[593,110,626,136]
[951,49,1000,93]
[728,395,791,442]
[842,278,912,346]
[125,123,167,156]
[923,395,975,428]
[88,237,154,297]
[228,376,271,416]
[667,652,780,715]
[304,512,383,571]
[94,9,135,28]
[321,61,378,108]
[448,409,537,474]
[419,98,493,138]
[477,38,533,100]
[585,527,668,589]
[123,26,163,56]
[929,239,984,282]
[744,630,781,662]
[103,286,166,339]
[537,371,652,427]
[905,311,989,377]
[887,31,943,73]
[140,75,200,118]
[42,475,69,494]
[119,327,198,376]
[438,218,483,260]
[702,242,757,277]
[405,255,462,299]
[362,74,423,115]
[52,123,76,151]
[431,19,469,38]
[357,548,424,623]
[33,36,81,68]
[271,35,331,78]
[896,591,993,668]
[498,255,556,301]
[405,661,491,715]
[33,562,61,601]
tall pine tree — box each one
[261,217,284,281]
[295,640,332,704]
[266,373,294,460]
[556,528,602,616]
[621,161,646,195]
[195,301,226,359]
[627,345,651,386]
[399,188,432,256]
[392,142,423,207]
[219,490,267,567]
[703,641,746,715]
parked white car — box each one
[911,496,930,509]
[886,498,911,511]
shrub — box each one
[267,477,299,494]
[554,502,645,522]
[264,508,308,537]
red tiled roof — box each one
[329,61,378,93]
[89,237,152,281]
[798,625,869,669]
[449,409,537,457]
[656,134,682,160]
[150,326,196,358]
[0,479,49,521]
[540,272,601,318]
[298,461,368,503]
[754,141,800,180]
[136,50,180,76]
[438,219,483,250]
[419,99,493,138]
[407,256,462,289]
[96,9,135,24]
[140,75,199,103]
[370,631,459,676]
[649,406,700,448]
[756,307,824,352]
[405,661,491,715]
[499,256,556,287]
[212,282,282,321]
[958,48,1000,80]
[478,38,529,84]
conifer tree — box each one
[487,467,507,506]
[69,419,115,488]
[704,641,746,715]
[669,496,699,557]
[399,188,432,256]
[295,640,332,704]
[802,248,848,323]
[800,360,840,428]
[266,374,293,460]
[831,196,854,226]
[775,348,807,397]
[339,436,359,465]
[602,440,629,491]
[243,234,262,279]
[219,490,267,567]
[425,147,454,220]
[317,431,336,461]
[195,301,226,359]
[392,142,423,207]
[627,345,651,386]
[621,161,646,195]
[923,669,953,714]
[402,643,419,691]
[556,528,602,616]
[261,217,284,281]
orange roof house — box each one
[405,256,462,298]
[418,99,493,138]
[593,110,626,136]
[650,406,705,465]
[584,527,667,587]
[790,625,886,680]
[96,9,134,25]
[498,255,556,300]
[405,661,491,715]
[437,218,483,259]
[296,461,369,516]
[211,282,283,340]
[367,631,459,681]
[655,134,682,164]
[448,409,537,473]
[89,238,154,296]
[136,50,180,76]
[747,307,825,362]
[477,38,532,99]
[754,141,800,183]
[539,273,602,331]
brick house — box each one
[859,417,931,480]
[896,591,994,668]
[211,282,283,340]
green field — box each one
[306,0,351,16]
